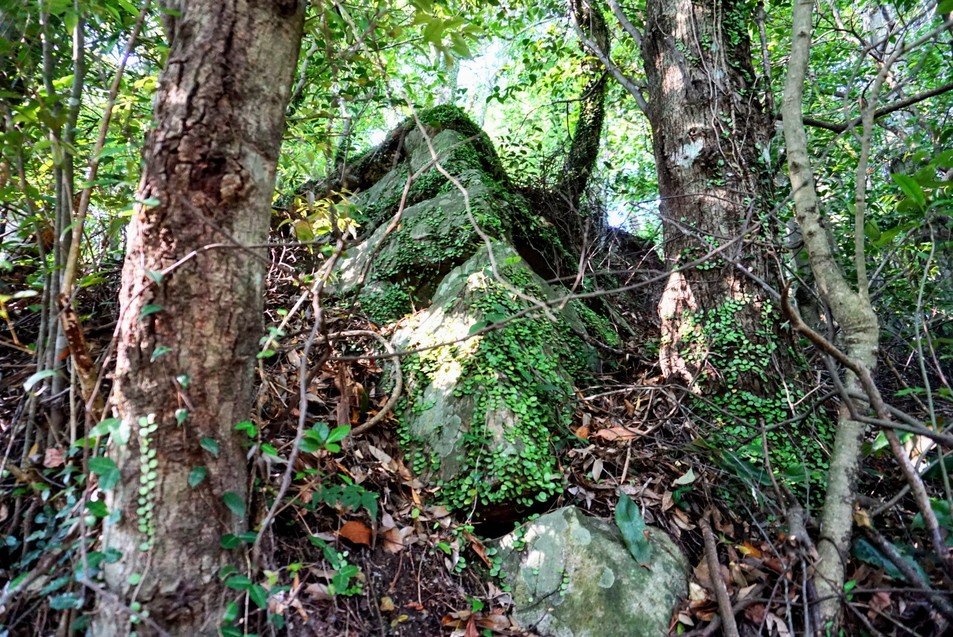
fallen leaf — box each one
[737,541,762,558]
[338,520,371,545]
[867,591,891,619]
[44,447,65,468]
[591,458,604,481]
[673,467,696,485]
[465,614,479,637]
[744,602,766,624]
[592,426,639,442]
[380,596,395,612]
[463,531,492,567]
[303,582,330,601]
[382,526,414,553]
[766,612,791,637]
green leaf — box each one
[24,369,58,391]
[88,417,122,439]
[851,537,927,581]
[327,425,350,444]
[249,584,269,609]
[938,0,953,13]
[615,493,652,565]
[673,467,696,485]
[891,173,926,210]
[234,420,257,438]
[222,491,246,518]
[86,500,109,518]
[89,457,121,491]
[224,574,253,591]
[220,534,241,550]
[200,437,220,457]
[188,466,208,488]
[150,345,172,362]
[138,304,163,320]
[222,601,239,623]
[49,593,84,610]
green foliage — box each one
[307,536,364,596]
[574,301,620,347]
[680,299,833,497]
[615,494,652,565]
[399,261,592,511]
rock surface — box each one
[333,106,606,516]
[497,506,688,637]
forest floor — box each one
[0,249,946,637]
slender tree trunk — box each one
[94,2,304,635]
[782,0,880,631]
[641,0,785,402]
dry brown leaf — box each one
[476,613,512,631]
[338,520,371,545]
[382,526,413,553]
[466,532,491,567]
[380,596,395,612]
[465,615,479,637]
[689,580,709,601]
[303,582,331,601]
[592,426,639,441]
[575,424,590,439]
[591,458,604,481]
[672,508,696,530]
[43,447,65,468]
[766,612,791,637]
[867,591,891,619]
[744,602,766,625]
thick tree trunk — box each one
[94,2,304,635]
[641,0,783,400]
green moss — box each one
[574,301,620,347]
[373,205,475,282]
[417,105,508,182]
[681,299,833,498]
[359,284,413,325]
[399,262,591,511]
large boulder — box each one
[393,242,596,513]
[497,506,688,637]
[331,107,610,517]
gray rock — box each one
[498,506,688,637]
[393,243,596,512]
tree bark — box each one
[94,2,304,635]
[640,0,783,399]
[781,0,880,631]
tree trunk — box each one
[782,0,880,630]
[641,0,784,406]
[94,2,303,635]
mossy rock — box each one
[394,243,597,514]
[497,507,688,637]
[328,106,614,516]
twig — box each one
[859,527,953,626]
[700,511,739,637]
[342,330,402,436]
